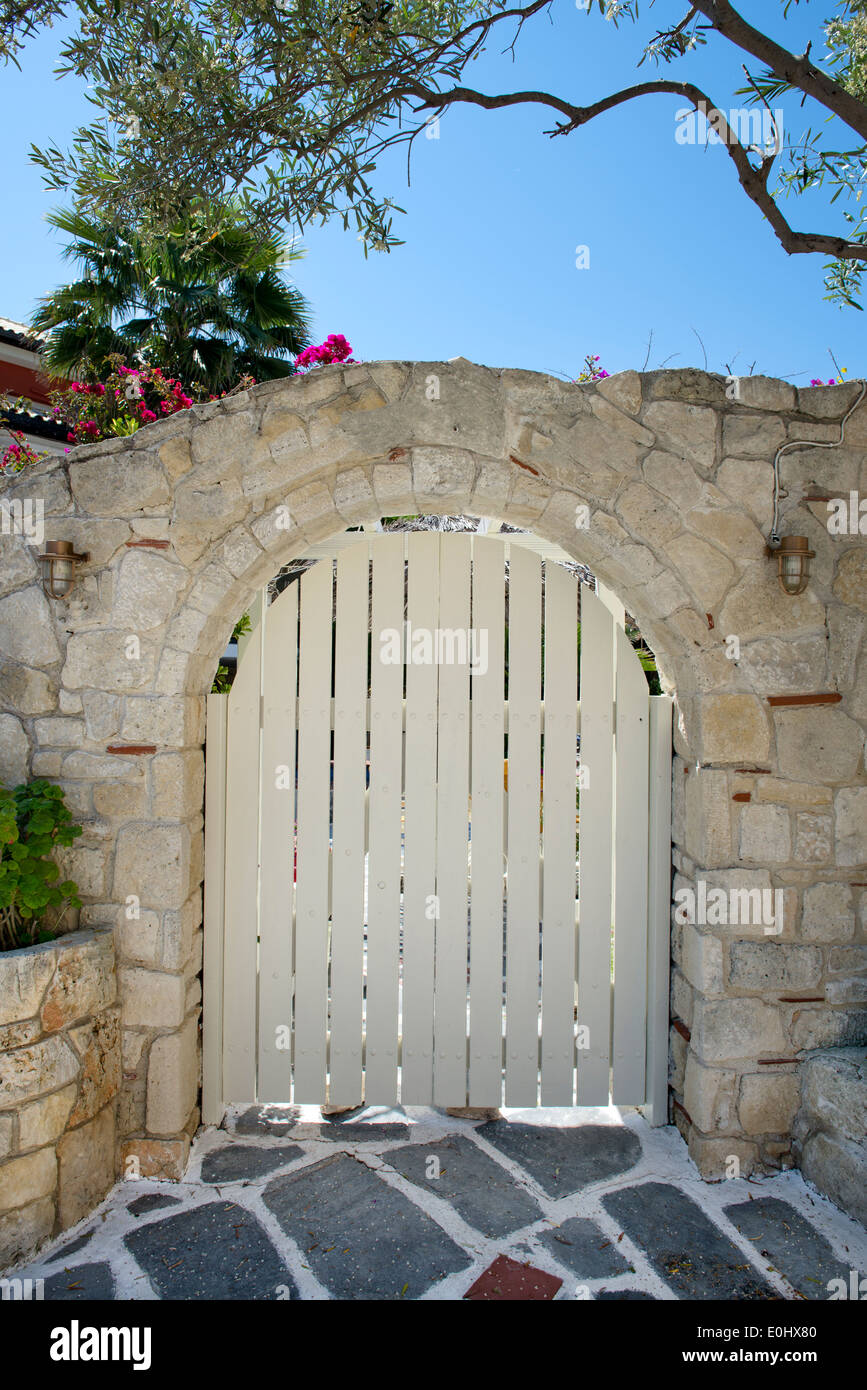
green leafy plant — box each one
[211,613,253,693]
[626,622,662,695]
[0,781,83,952]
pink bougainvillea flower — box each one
[295,333,354,372]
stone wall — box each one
[0,928,119,1267]
[0,360,864,1200]
[794,1047,867,1226]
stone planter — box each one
[0,927,120,1269]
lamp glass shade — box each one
[776,537,813,596]
[40,542,80,598]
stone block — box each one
[789,1006,867,1051]
[332,467,377,524]
[146,1015,199,1135]
[0,586,61,668]
[67,1007,121,1125]
[56,1104,115,1228]
[112,549,188,633]
[0,713,30,787]
[775,707,862,784]
[0,1147,57,1213]
[829,945,867,974]
[700,695,769,765]
[671,965,694,1030]
[0,1197,55,1269]
[799,1131,867,1228]
[69,452,169,514]
[738,1072,800,1135]
[799,1047,867,1145]
[0,663,56,715]
[62,630,156,691]
[692,996,788,1064]
[682,768,732,865]
[616,482,681,547]
[113,824,191,908]
[834,788,867,867]
[728,941,822,992]
[681,924,724,995]
[116,911,161,967]
[738,804,791,864]
[669,1026,688,1094]
[722,414,786,457]
[412,448,474,510]
[118,968,186,1029]
[643,400,717,470]
[826,977,867,1004]
[687,1133,758,1179]
[0,944,57,1026]
[716,458,774,527]
[150,751,204,819]
[794,813,832,864]
[596,370,642,417]
[17,1084,77,1150]
[833,548,867,612]
[161,895,199,971]
[731,377,796,413]
[736,636,827,695]
[40,931,116,1033]
[93,781,149,819]
[119,1135,190,1181]
[683,1054,738,1131]
[801,882,855,942]
[0,1034,80,1111]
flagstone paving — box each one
[6,1106,867,1301]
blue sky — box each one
[0,2,863,383]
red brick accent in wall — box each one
[766,693,842,707]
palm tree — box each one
[32,204,312,392]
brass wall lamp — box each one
[765,376,866,596]
[771,534,814,596]
[39,540,89,599]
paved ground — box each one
[8,1106,867,1300]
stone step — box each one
[796,1047,867,1228]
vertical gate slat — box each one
[576,585,615,1106]
[504,545,543,1107]
[433,533,472,1106]
[401,533,441,1103]
[540,561,579,1104]
[328,542,370,1106]
[365,534,405,1103]
[202,694,227,1123]
[221,611,263,1102]
[257,584,298,1102]
[644,695,673,1125]
[612,623,650,1103]
[293,559,335,1101]
[468,537,506,1106]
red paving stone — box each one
[463,1254,563,1301]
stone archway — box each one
[1,359,864,1193]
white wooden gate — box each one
[203,533,672,1120]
